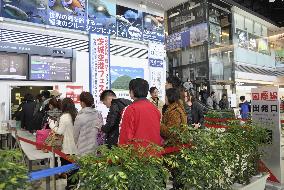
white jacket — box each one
[49,113,77,155]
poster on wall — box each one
[66,85,83,104]
[87,0,116,35]
[251,87,281,184]
[166,32,182,51]
[110,66,144,99]
[148,42,166,98]
[258,38,269,55]
[1,0,47,24]
[190,23,208,47]
[89,34,110,107]
[209,23,221,44]
[116,5,143,41]
[236,29,248,49]
[47,0,86,31]
[143,12,164,42]
[248,33,258,52]
[275,49,284,67]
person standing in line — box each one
[149,87,164,114]
[161,88,187,145]
[219,94,229,110]
[162,76,183,114]
[240,96,250,119]
[100,90,132,148]
[40,90,51,112]
[47,97,62,121]
[21,94,36,132]
[74,92,103,156]
[119,78,162,147]
[183,91,204,129]
[48,98,77,190]
[207,91,218,109]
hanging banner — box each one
[87,0,116,35]
[143,12,164,43]
[251,87,283,184]
[47,0,87,31]
[66,85,83,104]
[1,0,47,25]
[148,42,166,99]
[89,34,110,107]
[116,5,143,41]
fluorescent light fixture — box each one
[139,2,147,9]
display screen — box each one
[0,52,28,80]
[30,56,71,81]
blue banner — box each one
[87,0,116,35]
[143,12,164,43]
[1,0,47,24]
[116,5,143,41]
[47,0,86,31]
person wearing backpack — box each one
[100,90,132,148]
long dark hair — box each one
[49,97,61,109]
[61,98,77,124]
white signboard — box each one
[89,34,110,107]
[251,87,282,184]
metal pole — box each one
[52,148,57,190]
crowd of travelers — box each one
[13,76,250,189]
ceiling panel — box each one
[129,0,189,11]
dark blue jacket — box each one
[240,101,250,119]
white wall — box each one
[0,51,89,121]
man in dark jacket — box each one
[100,90,132,147]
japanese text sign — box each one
[90,34,110,107]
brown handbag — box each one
[43,131,64,152]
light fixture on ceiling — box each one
[139,1,147,9]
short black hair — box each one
[41,90,50,99]
[166,88,180,104]
[129,78,149,98]
[222,94,227,98]
[166,76,182,88]
[149,87,158,94]
[100,90,116,101]
[240,96,245,101]
[80,92,94,107]
[24,93,34,102]
[210,91,215,96]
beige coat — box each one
[148,97,164,114]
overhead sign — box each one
[89,34,110,107]
[251,87,282,184]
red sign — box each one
[66,86,83,104]
[252,91,278,101]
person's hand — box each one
[193,123,201,129]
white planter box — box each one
[232,174,269,190]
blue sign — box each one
[87,0,116,35]
[143,12,164,43]
[1,0,47,24]
[149,58,163,68]
[181,29,190,48]
[47,0,86,31]
[116,5,143,41]
[166,32,182,51]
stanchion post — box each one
[52,147,57,190]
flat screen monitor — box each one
[30,56,72,81]
[0,52,28,80]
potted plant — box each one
[75,144,169,190]
[164,120,269,190]
[0,149,29,190]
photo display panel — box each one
[0,52,28,80]
[30,56,71,81]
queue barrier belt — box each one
[17,135,191,181]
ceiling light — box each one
[139,2,147,9]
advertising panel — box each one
[47,0,86,31]
[143,12,164,42]
[248,33,258,52]
[251,87,283,184]
[66,85,83,104]
[89,34,110,107]
[166,32,182,51]
[275,49,284,67]
[235,29,248,49]
[110,66,144,99]
[1,0,47,24]
[190,23,208,47]
[87,0,116,35]
[116,5,143,41]
[258,38,269,55]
